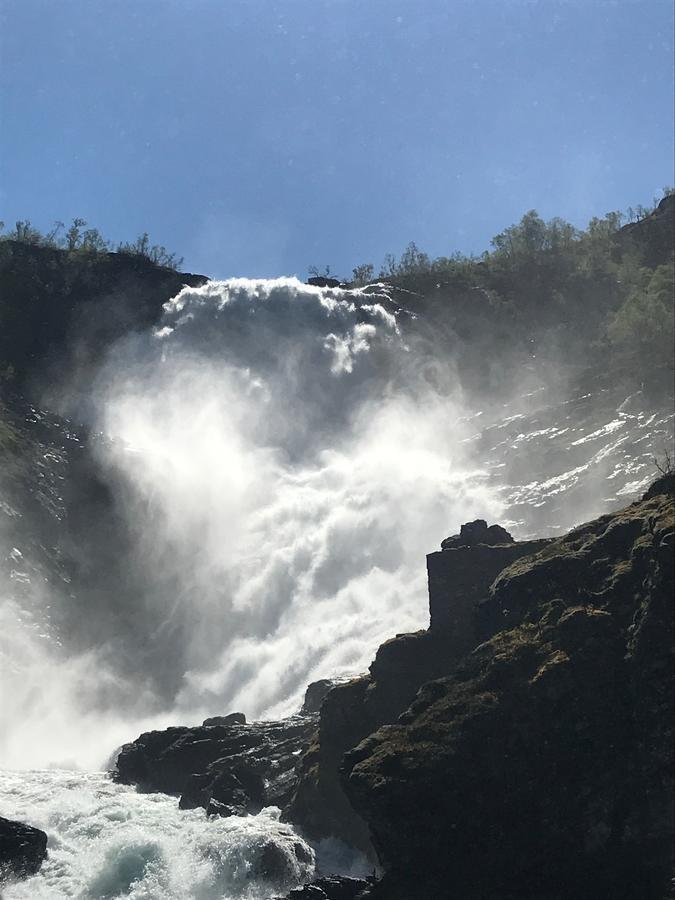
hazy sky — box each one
[1,0,673,278]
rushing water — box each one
[0,770,314,899]
[0,279,672,897]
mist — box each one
[1,276,670,770]
[95,279,501,723]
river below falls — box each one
[0,770,316,899]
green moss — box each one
[342,487,674,899]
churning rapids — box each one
[0,770,314,898]
[1,278,672,898]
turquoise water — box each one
[0,770,314,900]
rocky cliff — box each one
[0,240,206,399]
[111,479,673,898]
[285,521,550,856]
[342,477,674,899]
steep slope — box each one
[286,526,550,855]
[342,477,674,899]
[0,240,206,399]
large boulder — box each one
[114,716,317,816]
[0,816,48,882]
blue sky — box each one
[1,0,673,279]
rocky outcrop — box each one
[286,522,549,854]
[286,677,375,854]
[440,518,515,549]
[114,715,316,818]
[342,479,674,899]
[0,388,211,708]
[428,528,550,635]
[307,276,343,289]
[0,816,48,882]
[274,875,376,900]
[300,680,338,716]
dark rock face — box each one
[254,836,314,884]
[427,533,550,635]
[286,677,375,854]
[114,716,316,817]
[0,816,48,882]
[287,523,543,854]
[0,240,206,396]
[342,484,674,899]
[300,679,338,715]
[113,489,672,899]
[202,712,246,727]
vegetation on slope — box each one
[1,192,672,403]
[346,191,674,398]
[0,217,183,269]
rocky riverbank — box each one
[111,475,673,899]
[114,713,318,819]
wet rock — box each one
[287,677,375,854]
[287,887,326,900]
[309,876,376,899]
[115,716,317,815]
[255,837,313,883]
[0,816,48,882]
[202,712,246,727]
[300,680,337,715]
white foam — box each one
[0,770,314,899]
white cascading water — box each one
[96,278,502,725]
[1,278,672,898]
